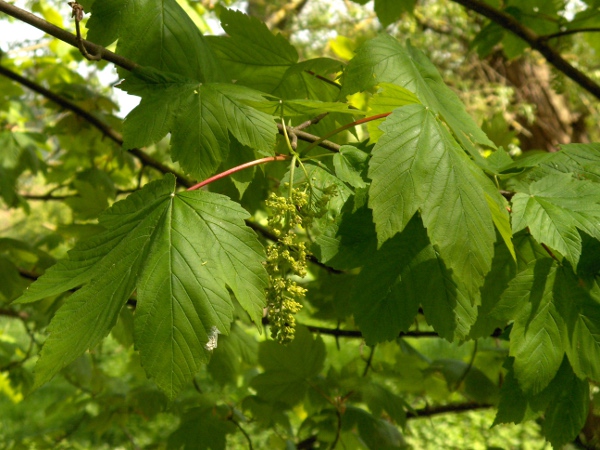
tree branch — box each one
[0,2,343,156]
[406,402,493,419]
[0,64,194,187]
[277,123,341,153]
[0,0,137,71]
[450,0,600,101]
[0,308,29,320]
[306,324,440,338]
[540,27,600,41]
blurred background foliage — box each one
[1,0,600,448]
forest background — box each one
[2,0,600,448]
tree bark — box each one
[484,53,588,152]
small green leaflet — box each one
[501,259,565,394]
[368,104,499,296]
[121,67,277,181]
[86,0,223,82]
[341,35,495,163]
[333,145,370,189]
[15,175,268,398]
[505,143,600,185]
[511,173,600,268]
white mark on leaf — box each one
[205,326,221,351]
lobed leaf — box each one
[122,68,277,181]
[342,35,495,162]
[207,8,297,92]
[368,104,498,296]
[504,259,565,393]
[86,0,223,82]
[15,175,268,397]
[511,173,600,268]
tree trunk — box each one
[485,53,588,152]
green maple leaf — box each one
[86,0,223,82]
[121,68,278,180]
[207,8,298,92]
[502,259,566,394]
[507,143,600,184]
[208,9,342,100]
[15,175,268,397]
[368,104,500,295]
[342,35,495,163]
[511,173,600,267]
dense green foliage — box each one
[2,0,600,448]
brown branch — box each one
[304,70,342,89]
[21,189,138,201]
[277,123,341,153]
[0,64,194,188]
[0,0,137,71]
[406,402,493,419]
[0,308,29,320]
[16,268,38,281]
[294,113,329,131]
[450,0,600,101]
[540,27,600,41]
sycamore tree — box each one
[1,0,600,448]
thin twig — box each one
[453,340,477,391]
[68,1,101,60]
[21,188,138,201]
[450,0,600,100]
[230,417,254,450]
[294,113,329,131]
[0,308,30,319]
[305,70,342,89]
[540,27,600,42]
[277,123,340,153]
[540,242,559,262]
[362,345,375,377]
[187,155,290,191]
[304,323,440,338]
[406,402,493,419]
[330,408,342,450]
[0,0,137,71]
[299,112,391,155]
